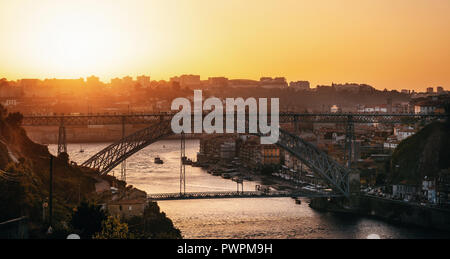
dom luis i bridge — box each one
[22,112,447,200]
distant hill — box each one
[390,121,450,184]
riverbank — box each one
[310,194,450,232]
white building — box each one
[394,126,416,141]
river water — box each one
[49,139,450,239]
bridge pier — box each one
[120,116,127,182]
[57,118,67,156]
[345,115,355,168]
[180,132,186,195]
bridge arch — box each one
[81,119,350,197]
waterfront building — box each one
[392,185,420,201]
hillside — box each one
[390,121,450,184]
[0,109,113,232]
[0,107,181,238]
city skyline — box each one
[1,0,450,91]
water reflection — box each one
[49,139,450,239]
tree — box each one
[93,216,129,239]
[70,201,107,239]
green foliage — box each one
[125,202,182,239]
[93,216,129,239]
[390,122,450,184]
[70,201,107,239]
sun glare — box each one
[33,12,121,77]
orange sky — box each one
[1,0,449,91]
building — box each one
[330,105,339,113]
[422,177,437,204]
[238,136,281,169]
[137,75,151,88]
[107,199,147,219]
[437,86,445,94]
[393,126,416,141]
[261,144,281,165]
[219,141,236,161]
[170,75,201,88]
[357,105,388,113]
[437,169,450,208]
[228,79,259,88]
[208,77,229,88]
[289,81,310,91]
[392,184,420,201]
[259,77,287,89]
[414,101,437,114]
[383,136,399,149]
[426,87,434,94]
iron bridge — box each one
[20,112,447,198]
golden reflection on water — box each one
[50,140,449,239]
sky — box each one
[1,0,449,91]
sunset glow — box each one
[1,0,450,91]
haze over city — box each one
[1,0,450,91]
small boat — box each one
[221,173,232,179]
[154,156,164,164]
[182,156,193,165]
[79,145,84,153]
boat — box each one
[79,145,84,153]
[221,173,232,179]
[154,156,164,164]
[182,156,193,165]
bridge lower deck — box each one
[147,191,342,201]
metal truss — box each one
[276,128,351,197]
[23,113,447,126]
[66,112,446,197]
[81,119,173,174]
[147,190,342,201]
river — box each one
[49,139,450,239]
